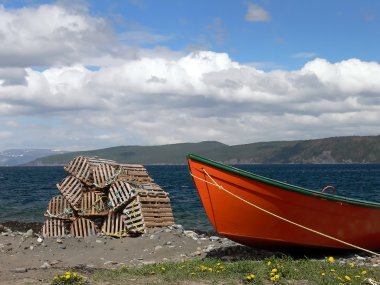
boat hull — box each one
[187,154,380,250]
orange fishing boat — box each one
[187,154,380,250]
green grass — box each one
[83,256,380,285]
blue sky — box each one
[92,0,379,68]
[0,0,379,151]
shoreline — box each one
[0,221,274,285]
[1,222,380,284]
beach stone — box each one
[40,262,51,269]
[154,245,163,251]
[171,224,184,232]
[210,236,220,242]
[204,244,215,252]
[11,268,28,273]
[104,260,118,266]
[50,260,60,265]
[96,239,103,244]
[0,224,4,232]
[1,232,9,236]
[59,245,66,249]
[184,230,198,240]
[149,234,157,240]
[25,229,33,237]
[37,237,43,243]
[56,238,63,244]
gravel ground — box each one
[1,222,379,285]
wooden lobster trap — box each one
[93,163,118,188]
[138,193,175,228]
[44,195,75,220]
[123,196,146,235]
[42,219,70,237]
[43,155,175,237]
[101,212,128,238]
[117,164,153,183]
[57,176,85,210]
[108,181,137,211]
[64,156,94,185]
[64,156,117,186]
[70,218,98,237]
[79,191,108,216]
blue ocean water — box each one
[0,164,379,231]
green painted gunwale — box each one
[187,153,380,209]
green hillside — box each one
[28,135,380,165]
[29,141,228,165]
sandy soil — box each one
[0,222,273,285]
[2,222,378,285]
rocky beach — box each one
[2,222,380,285]
[0,222,275,285]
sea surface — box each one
[0,164,380,231]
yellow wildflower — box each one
[321,272,326,276]
[345,275,351,281]
[160,267,166,271]
[271,268,278,273]
[361,270,367,275]
[267,261,272,266]
[328,256,335,262]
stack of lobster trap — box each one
[42,156,175,237]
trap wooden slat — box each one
[108,181,136,211]
[44,195,75,220]
[93,163,117,188]
[123,197,146,234]
[117,164,153,183]
[132,183,166,199]
[64,156,117,186]
[70,218,98,237]
[139,195,171,203]
[79,191,108,216]
[57,176,85,210]
[42,219,68,237]
[64,156,93,185]
[137,188,168,198]
[138,194,175,227]
[101,212,127,237]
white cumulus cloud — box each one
[0,3,379,151]
[245,3,271,22]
